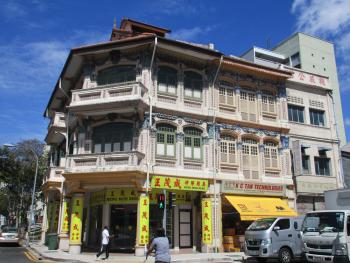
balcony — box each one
[66,151,145,174]
[69,81,148,112]
[46,112,66,144]
[43,166,64,184]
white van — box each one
[245,217,304,263]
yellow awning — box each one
[225,195,298,221]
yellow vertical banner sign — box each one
[53,202,60,232]
[138,196,149,245]
[202,198,213,244]
[69,196,84,244]
[61,199,70,233]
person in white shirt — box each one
[96,226,110,260]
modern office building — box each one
[41,19,343,255]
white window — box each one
[262,94,276,115]
[219,82,235,107]
[220,135,237,164]
[264,141,279,169]
[242,138,259,179]
[241,90,257,122]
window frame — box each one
[183,127,203,160]
[264,141,279,169]
[288,104,305,123]
[261,93,277,115]
[96,65,136,86]
[156,124,176,158]
[219,82,235,108]
[309,108,326,127]
[157,66,178,96]
[314,152,331,176]
[220,135,237,164]
[184,71,203,101]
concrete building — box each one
[273,33,346,147]
[242,46,343,214]
[342,143,350,188]
[41,19,343,255]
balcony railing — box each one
[70,81,148,108]
[47,112,66,130]
[66,151,145,173]
[43,166,64,184]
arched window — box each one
[158,66,177,95]
[97,66,136,86]
[264,141,278,169]
[220,134,237,164]
[156,124,176,157]
[184,71,202,100]
[184,127,202,160]
[92,122,133,153]
[242,138,259,179]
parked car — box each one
[244,216,304,263]
[0,226,19,245]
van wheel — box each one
[278,247,293,263]
[256,258,267,263]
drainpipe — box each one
[328,91,344,188]
[146,36,158,193]
[212,55,223,252]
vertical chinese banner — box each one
[61,198,70,233]
[202,198,213,244]
[138,196,149,245]
[69,196,84,244]
[53,202,60,232]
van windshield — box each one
[247,218,276,231]
[302,212,344,233]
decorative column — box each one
[135,193,149,256]
[40,195,49,245]
[69,192,84,255]
[259,143,265,178]
[58,196,71,251]
[257,90,263,121]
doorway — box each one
[179,209,192,248]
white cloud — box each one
[0,30,108,93]
[292,0,350,36]
[171,26,214,41]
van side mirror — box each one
[273,226,280,231]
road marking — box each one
[24,250,55,263]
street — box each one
[0,244,33,263]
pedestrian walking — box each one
[146,228,171,263]
[96,226,111,260]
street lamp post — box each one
[3,143,39,247]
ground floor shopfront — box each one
[42,174,216,255]
[220,180,297,252]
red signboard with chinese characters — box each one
[138,196,149,245]
[151,175,208,192]
[289,68,329,89]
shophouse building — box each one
[242,46,343,214]
[42,19,343,254]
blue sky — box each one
[0,0,349,145]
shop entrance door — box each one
[179,209,192,248]
[109,204,137,252]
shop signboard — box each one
[70,196,84,244]
[61,199,70,233]
[151,175,208,192]
[90,188,194,206]
[222,180,285,196]
[138,196,149,245]
[105,189,139,204]
[202,198,212,244]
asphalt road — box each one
[0,244,32,263]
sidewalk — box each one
[28,243,246,263]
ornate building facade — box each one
[42,19,342,255]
